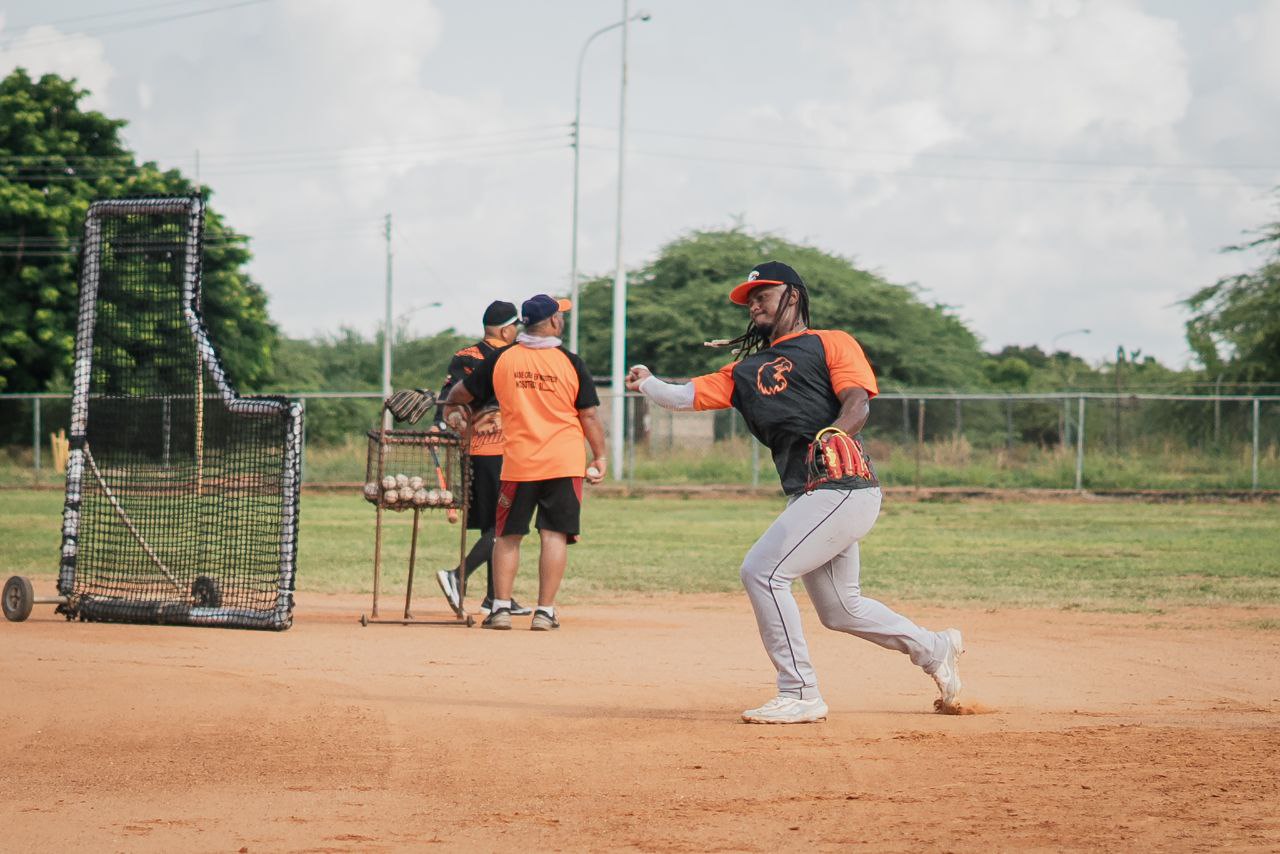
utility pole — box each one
[382,213,393,429]
[609,0,630,480]
[1114,345,1123,452]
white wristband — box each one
[638,374,696,411]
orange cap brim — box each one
[728,279,785,305]
[555,298,573,312]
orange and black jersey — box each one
[692,329,879,495]
[438,337,506,456]
[463,343,600,481]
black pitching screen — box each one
[58,197,301,629]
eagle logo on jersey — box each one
[756,356,794,396]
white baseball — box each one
[395,473,409,488]
[363,482,380,501]
[426,488,441,506]
[439,489,453,505]
[409,475,424,490]
[381,475,396,490]
[383,489,399,505]
[399,486,416,503]
[412,488,429,506]
[587,466,601,479]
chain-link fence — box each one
[3,390,1278,490]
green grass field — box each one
[3,488,1277,613]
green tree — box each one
[1185,212,1280,388]
[574,228,987,388]
[0,68,277,393]
[265,326,472,444]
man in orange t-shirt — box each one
[444,294,606,631]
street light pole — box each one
[609,0,631,481]
[382,213,393,429]
[568,8,651,354]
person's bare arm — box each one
[442,383,476,430]
[831,386,870,435]
[577,406,607,483]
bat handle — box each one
[433,460,457,523]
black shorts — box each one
[494,477,584,544]
[467,454,502,531]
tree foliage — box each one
[1185,213,1280,387]
[573,228,987,388]
[0,68,276,392]
[264,326,472,443]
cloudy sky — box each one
[2,0,1278,368]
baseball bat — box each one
[426,443,458,523]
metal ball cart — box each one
[360,390,474,627]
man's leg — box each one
[799,491,946,670]
[739,488,889,699]
[483,480,534,629]
[536,528,568,607]
[459,529,495,581]
[491,534,522,600]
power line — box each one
[580,144,1276,190]
[0,134,569,181]
[0,0,276,50]
[3,0,209,32]
[583,123,1280,174]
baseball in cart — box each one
[360,389,474,627]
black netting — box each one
[58,197,302,629]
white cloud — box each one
[0,24,114,107]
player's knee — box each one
[739,558,769,589]
[739,558,790,593]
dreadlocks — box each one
[706,283,812,360]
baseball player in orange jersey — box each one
[434,300,532,618]
[444,294,606,631]
[627,261,965,723]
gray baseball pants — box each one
[739,486,948,699]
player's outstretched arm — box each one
[627,364,696,411]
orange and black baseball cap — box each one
[520,294,573,325]
[729,261,807,305]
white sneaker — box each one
[435,570,462,616]
[741,695,828,724]
[930,628,965,706]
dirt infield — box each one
[3,587,1278,852]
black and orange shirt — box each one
[439,337,507,456]
[463,344,600,481]
[691,329,880,495]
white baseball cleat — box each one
[930,628,965,706]
[741,695,828,724]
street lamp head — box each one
[635,10,652,22]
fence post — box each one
[299,397,307,483]
[1005,398,1013,449]
[1253,398,1260,492]
[915,399,925,489]
[902,397,910,443]
[751,437,760,489]
[1075,396,1086,491]
[33,396,42,472]
[626,393,636,482]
